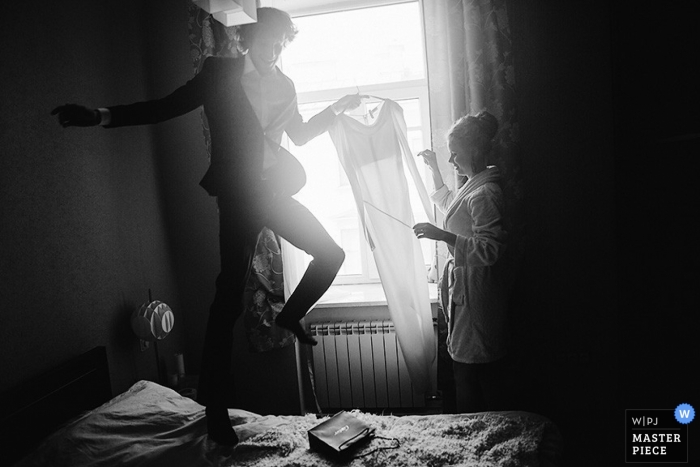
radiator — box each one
[309,320,425,410]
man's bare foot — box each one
[275,315,318,346]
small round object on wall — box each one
[131,300,174,341]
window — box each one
[277,1,435,284]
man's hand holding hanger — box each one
[331,94,363,115]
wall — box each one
[505,0,617,461]
[611,0,699,414]
[137,1,221,383]
[504,0,696,462]
[0,0,185,396]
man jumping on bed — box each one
[52,7,361,446]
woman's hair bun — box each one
[473,111,498,140]
[447,110,499,147]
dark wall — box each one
[612,0,699,412]
[508,0,616,362]
[508,0,699,463]
[505,0,617,461]
[137,1,221,383]
[0,0,187,395]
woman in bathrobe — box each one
[414,111,509,413]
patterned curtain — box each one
[422,0,524,411]
[423,0,522,228]
[187,3,294,353]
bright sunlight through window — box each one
[279,1,435,284]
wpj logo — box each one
[625,404,694,463]
[677,406,693,421]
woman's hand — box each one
[414,222,457,247]
[413,222,444,241]
[417,149,439,170]
[417,149,445,191]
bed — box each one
[5,347,564,467]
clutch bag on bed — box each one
[308,410,375,457]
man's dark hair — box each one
[236,7,298,53]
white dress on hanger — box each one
[328,99,435,393]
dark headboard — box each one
[0,346,112,465]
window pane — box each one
[279,1,434,283]
[339,224,362,275]
[290,102,363,278]
[398,99,423,128]
[281,2,425,93]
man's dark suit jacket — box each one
[104,56,337,201]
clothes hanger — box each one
[359,94,387,101]
[354,84,388,102]
[352,90,389,121]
